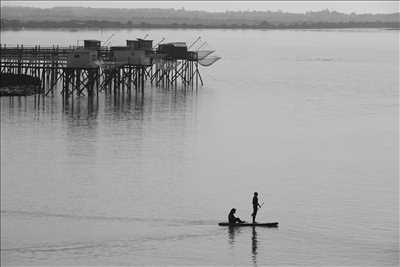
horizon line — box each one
[2,5,399,15]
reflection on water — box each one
[63,97,99,121]
[227,226,259,266]
[1,87,198,123]
[228,225,240,246]
[251,227,258,266]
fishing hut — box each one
[100,38,154,96]
[126,38,153,65]
[0,36,221,102]
[66,40,99,68]
[62,40,101,102]
[152,42,202,89]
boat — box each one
[218,222,278,227]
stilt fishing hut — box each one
[157,42,188,59]
[152,42,200,88]
[0,36,221,102]
[63,40,101,100]
[66,39,100,68]
[66,50,98,68]
[126,39,153,65]
[101,38,154,95]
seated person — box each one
[228,208,244,224]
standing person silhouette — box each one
[251,192,262,223]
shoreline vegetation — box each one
[1,7,399,30]
[2,20,399,30]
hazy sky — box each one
[2,1,399,14]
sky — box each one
[2,1,399,14]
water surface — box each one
[1,28,398,265]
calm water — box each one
[1,29,398,266]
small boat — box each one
[218,222,278,227]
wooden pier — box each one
[0,39,216,102]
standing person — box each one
[251,192,262,223]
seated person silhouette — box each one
[228,208,245,224]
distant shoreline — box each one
[2,21,399,31]
[2,7,398,31]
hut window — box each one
[74,54,80,58]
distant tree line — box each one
[2,19,399,30]
[1,7,399,30]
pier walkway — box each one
[0,39,219,101]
